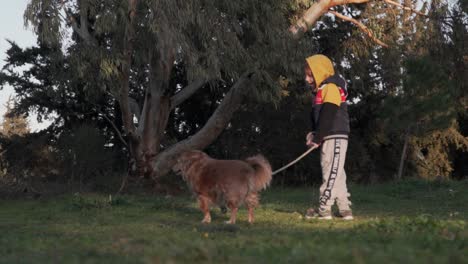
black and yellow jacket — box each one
[306,55,350,144]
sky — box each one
[0,0,51,131]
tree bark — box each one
[112,0,140,176]
[396,129,410,180]
[123,39,173,177]
[170,79,207,110]
[118,0,138,139]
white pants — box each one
[319,137,352,211]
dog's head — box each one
[172,150,209,178]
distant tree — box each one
[377,0,468,180]
[0,40,122,149]
[1,96,30,137]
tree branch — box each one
[152,70,255,178]
[383,0,428,17]
[59,0,98,46]
[88,101,129,148]
[77,0,97,45]
[99,112,128,148]
[289,0,427,39]
[289,0,371,37]
[170,79,207,110]
[331,0,371,4]
[330,11,389,48]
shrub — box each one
[56,124,119,191]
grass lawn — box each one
[0,179,466,264]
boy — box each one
[304,54,353,220]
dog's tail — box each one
[245,155,272,192]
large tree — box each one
[22,0,312,179]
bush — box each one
[0,133,59,196]
[57,124,120,191]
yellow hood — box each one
[305,55,335,87]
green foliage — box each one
[375,4,468,178]
[4,0,466,186]
[23,0,314,102]
[23,0,63,45]
[0,133,58,191]
[0,180,466,263]
[409,126,468,179]
[380,56,459,134]
[339,0,468,181]
[0,41,116,133]
[57,124,117,189]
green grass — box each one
[0,179,467,264]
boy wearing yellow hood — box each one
[304,54,353,220]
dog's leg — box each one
[226,207,238,224]
[247,207,254,223]
[246,193,259,224]
[198,196,211,223]
[226,202,238,224]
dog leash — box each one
[272,145,318,175]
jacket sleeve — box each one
[310,107,316,132]
[312,84,341,144]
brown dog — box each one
[173,150,272,224]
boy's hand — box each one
[307,141,320,149]
[306,132,314,146]
[306,132,320,148]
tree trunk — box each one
[136,93,171,177]
[117,0,139,170]
[123,34,175,178]
[396,130,410,180]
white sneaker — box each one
[338,210,354,220]
[305,208,332,220]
